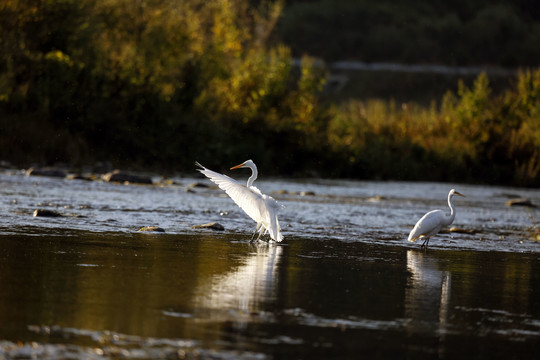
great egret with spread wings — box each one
[195,160,283,242]
[408,189,465,247]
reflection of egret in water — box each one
[405,250,451,355]
[197,244,283,329]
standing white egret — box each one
[195,160,283,242]
[408,189,465,247]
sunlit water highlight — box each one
[1,170,539,359]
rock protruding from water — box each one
[506,198,536,207]
[102,170,153,185]
[66,173,95,181]
[191,222,225,231]
[138,226,165,232]
[188,182,210,189]
[33,209,63,217]
[449,227,477,234]
[366,195,387,202]
[26,167,67,178]
[187,182,211,193]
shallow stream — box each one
[1,170,539,358]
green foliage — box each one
[0,0,327,173]
[0,0,539,186]
[327,69,540,186]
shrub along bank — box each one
[0,0,538,186]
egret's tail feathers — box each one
[269,230,283,242]
[267,217,283,242]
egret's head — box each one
[450,189,466,198]
[231,159,255,170]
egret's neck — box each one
[246,164,258,188]
[444,193,457,225]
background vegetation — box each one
[0,0,539,186]
[278,0,540,67]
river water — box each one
[1,169,539,359]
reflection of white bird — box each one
[408,189,465,247]
[197,245,283,330]
[196,160,283,242]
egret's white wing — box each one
[262,194,283,242]
[408,210,444,242]
[196,164,268,225]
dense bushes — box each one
[328,70,540,186]
[0,0,326,173]
[0,0,539,186]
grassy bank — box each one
[327,70,540,186]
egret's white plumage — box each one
[195,160,283,242]
[408,189,465,247]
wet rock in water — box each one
[188,182,210,189]
[138,226,165,233]
[158,178,181,186]
[102,170,153,185]
[26,167,67,178]
[366,195,387,202]
[33,209,63,217]
[36,201,54,207]
[449,227,477,234]
[191,222,225,231]
[66,173,95,181]
[506,198,535,207]
[187,181,216,193]
[299,191,316,196]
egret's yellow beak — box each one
[455,191,466,197]
[230,162,245,170]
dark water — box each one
[1,171,540,358]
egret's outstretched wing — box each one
[196,163,267,225]
[408,210,444,242]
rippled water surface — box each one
[1,170,539,359]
